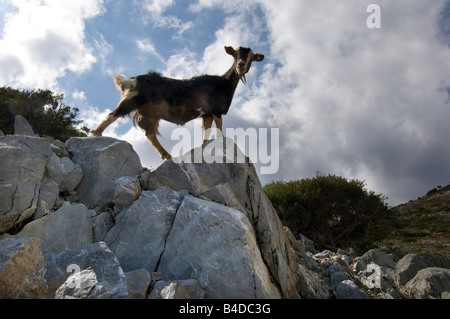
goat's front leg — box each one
[146,132,172,160]
[202,116,213,143]
[213,115,223,138]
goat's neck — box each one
[223,66,241,92]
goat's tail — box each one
[111,74,140,118]
[114,74,127,91]
[113,74,138,93]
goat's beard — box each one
[240,74,247,85]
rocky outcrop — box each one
[66,136,143,211]
[405,268,450,299]
[142,138,301,298]
[0,237,47,298]
[14,115,35,136]
[0,135,52,233]
[7,204,94,254]
[46,241,127,299]
[155,194,281,299]
[1,116,449,299]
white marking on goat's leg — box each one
[146,132,172,160]
[213,115,223,138]
[91,113,119,136]
[202,116,213,143]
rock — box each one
[297,264,330,299]
[150,272,163,291]
[12,131,450,299]
[144,138,301,298]
[353,259,367,272]
[156,194,281,299]
[360,249,397,270]
[148,279,206,299]
[0,237,47,298]
[14,115,34,136]
[44,241,127,298]
[125,269,151,299]
[359,248,397,281]
[298,233,316,253]
[332,255,351,270]
[92,212,113,242]
[423,253,450,269]
[37,180,59,211]
[8,203,93,254]
[442,291,450,299]
[395,254,428,286]
[406,267,450,299]
[322,258,370,299]
[149,281,189,299]
[112,175,141,213]
[176,279,206,299]
[44,153,83,192]
[66,136,143,211]
[323,260,348,287]
[360,263,395,291]
[314,250,332,259]
[50,139,69,158]
[380,246,407,262]
[34,200,53,220]
[0,135,52,234]
[105,187,187,273]
[334,280,370,299]
[55,267,113,299]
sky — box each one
[1,0,450,206]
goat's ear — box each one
[225,46,236,57]
[253,54,265,62]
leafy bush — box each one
[0,86,89,141]
[263,173,390,250]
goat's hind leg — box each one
[213,115,223,138]
[140,117,172,160]
[146,132,172,160]
[202,116,213,144]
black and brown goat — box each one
[91,46,264,160]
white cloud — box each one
[252,0,450,204]
[136,39,164,62]
[137,0,192,35]
[0,0,105,89]
[91,33,119,77]
[72,90,87,102]
[189,0,250,13]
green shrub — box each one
[0,86,89,141]
[263,173,390,250]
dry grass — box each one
[376,185,450,257]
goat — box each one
[91,46,264,160]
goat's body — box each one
[92,46,264,160]
[131,70,239,123]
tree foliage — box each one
[0,86,89,141]
[263,173,390,251]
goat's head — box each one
[225,46,264,84]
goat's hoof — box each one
[162,153,172,160]
[91,130,102,136]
